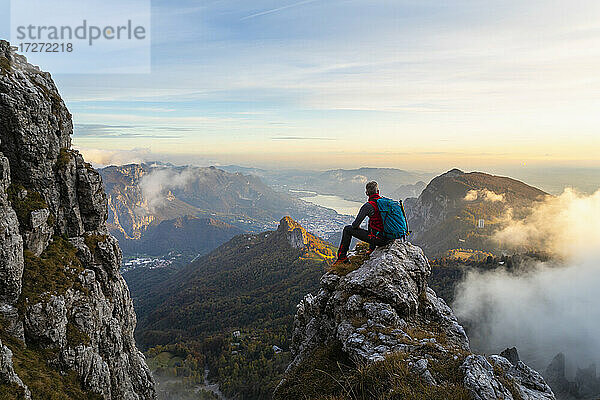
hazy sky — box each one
[2,0,600,170]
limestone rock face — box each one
[102,164,154,240]
[0,155,23,305]
[278,216,310,249]
[276,216,336,259]
[288,241,468,367]
[462,355,555,400]
[0,40,155,399]
[279,240,555,400]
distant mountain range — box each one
[219,165,431,202]
[99,163,429,259]
[102,162,551,261]
[405,168,548,257]
[99,163,342,256]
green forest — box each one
[135,228,333,399]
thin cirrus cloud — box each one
[240,0,320,20]
[271,136,336,141]
[74,124,185,139]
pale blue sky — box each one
[2,0,600,170]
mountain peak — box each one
[277,216,302,232]
[444,168,465,177]
[275,241,555,399]
[276,216,335,259]
[277,216,307,249]
[405,169,548,256]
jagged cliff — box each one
[277,216,336,260]
[0,41,155,398]
[275,240,555,400]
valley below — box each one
[112,166,600,400]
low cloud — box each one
[75,147,153,167]
[464,189,505,203]
[139,167,199,212]
[454,256,600,373]
[454,189,600,373]
[493,188,600,259]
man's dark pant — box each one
[337,225,392,259]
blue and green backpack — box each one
[376,197,410,240]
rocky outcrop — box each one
[463,354,554,400]
[277,216,336,259]
[545,353,600,400]
[276,240,555,400]
[0,40,155,399]
[278,216,311,249]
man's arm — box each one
[352,203,374,229]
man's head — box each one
[366,181,379,197]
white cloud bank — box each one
[74,147,153,167]
[464,189,506,203]
[493,188,600,259]
[454,189,600,373]
[139,167,200,212]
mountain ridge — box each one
[405,168,549,257]
[220,165,432,202]
[135,216,335,347]
[99,163,343,244]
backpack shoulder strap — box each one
[368,199,379,211]
[399,199,410,236]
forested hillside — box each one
[132,217,335,399]
[405,169,548,257]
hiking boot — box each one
[332,257,349,266]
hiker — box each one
[334,181,393,265]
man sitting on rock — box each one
[334,181,393,265]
